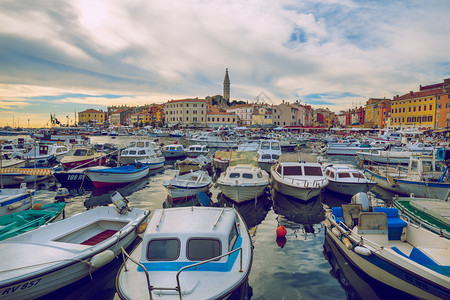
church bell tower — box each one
[223,68,230,103]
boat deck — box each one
[80,229,118,246]
[411,200,450,225]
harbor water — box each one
[5,135,413,300]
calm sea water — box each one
[6,135,401,300]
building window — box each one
[208,117,210,121]
[407,117,411,122]
[428,116,432,122]
[413,106,416,112]
[418,106,421,111]
[186,117,189,121]
[186,110,189,114]
[424,105,427,111]
[422,116,426,122]
[408,107,411,112]
[403,108,405,113]
[212,117,215,121]
[429,104,432,110]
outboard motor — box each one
[351,192,370,212]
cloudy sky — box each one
[0,0,449,127]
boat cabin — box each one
[324,165,367,182]
[140,207,242,266]
[276,162,324,177]
[222,165,265,182]
[258,140,281,162]
[186,145,208,152]
[164,144,185,152]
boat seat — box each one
[331,207,344,224]
[373,207,407,240]
[80,229,118,246]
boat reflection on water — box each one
[216,190,272,229]
[84,176,151,209]
[272,189,325,237]
[322,234,414,300]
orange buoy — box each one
[32,203,43,210]
[276,225,287,237]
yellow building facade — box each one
[78,109,106,125]
[390,92,436,129]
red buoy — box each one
[276,225,287,237]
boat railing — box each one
[120,246,244,300]
[285,177,327,188]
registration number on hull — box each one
[1,278,42,296]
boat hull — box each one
[325,181,376,196]
[217,183,268,203]
[272,178,322,201]
[325,228,449,300]
[162,151,185,158]
[363,167,450,199]
[85,166,150,189]
[165,184,210,202]
[0,189,34,217]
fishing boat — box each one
[84,164,150,189]
[162,144,186,159]
[53,167,94,190]
[0,183,34,216]
[116,206,253,300]
[356,149,422,165]
[216,151,270,203]
[392,195,450,239]
[0,202,65,241]
[60,146,107,169]
[325,204,450,300]
[362,153,450,200]
[21,144,69,164]
[270,154,328,201]
[0,195,150,300]
[139,153,165,171]
[323,165,376,196]
[185,144,209,158]
[118,140,161,165]
[162,170,212,202]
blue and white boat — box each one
[84,164,150,189]
[116,206,253,299]
[363,153,450,200]
[162,144,186,159]
[325,205,450,300]
[0,183,34,217]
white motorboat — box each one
[84,164,150,189]
[21,144,69,164]
[325,205,450,300]
[0,183,34,217]
[139,153,165,171]
[257,139,281,172]
[116,206,253,300]
[323,165,376,196]
[185,144,209,158]
[162,144,186,158]
[119,140,161,165]
[0,196,150,300]
[175,155,211,175]
[0,153,25,168]
[271,154,328,201]
[188,132,238,148]
[217,152,270,203]
[163,170,212,202]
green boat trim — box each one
[394,199,450,238]
[0,202,66,241]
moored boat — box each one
[116,206,253,300]
[60,146,107,169]
[162,144,186,158]
[163,170,212,202]
[0,183,35,216]
[0,198,150,300]
[0,202,65,241]
[324,165,376,196]
[271,154,328,201]
[84,164,150,189]
[325,205,450,300]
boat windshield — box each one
[261,141,270,150]
[303,166,323,176]
[337,172,351,178]
[352,172,365,179]
[230,173,240,178]
[187,238,221,261]
[147,239,180,261]
[272,142,280,150]
[283,166,302,176]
